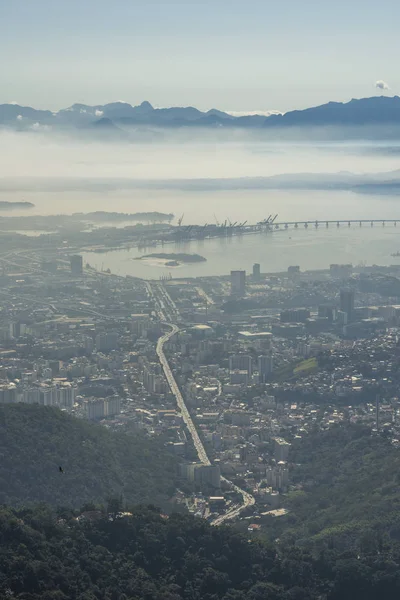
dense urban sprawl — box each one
[1,245,400,526]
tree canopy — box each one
[1,503,400,599]
[0,404,179,510]
[266,424,400,552]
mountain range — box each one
[3,95,400,133]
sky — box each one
[1,0,399,113]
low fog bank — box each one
[1,129,400,181]
[1,129,399,222]
[1,171,400,194]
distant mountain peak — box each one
[264,94,400,128]
[103,101,133,108]
[139,101,154,111]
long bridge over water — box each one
[172,216,400,239]
[257,218,399,230]
[137,216,400,248]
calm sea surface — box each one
[81,219,400,279]
[2,137,400,277]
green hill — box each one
[269,424,400,550]
[0,404,179,509]
[2,503,400,599]
[0,504,301,600]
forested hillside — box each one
[1,416,400,598]
[0,404,179,509]
[267,424,400,551]
[1,503,400,599]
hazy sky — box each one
[1,0,398,112]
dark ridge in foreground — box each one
[0,404,179,509]
[1,502,400,599]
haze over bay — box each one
[2,130,400,226]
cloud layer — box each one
[227,110,282,117]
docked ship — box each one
[391,252,400,257]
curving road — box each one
[157,324,210,466]
[156,322,255,525]
[211,478,255,526]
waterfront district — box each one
[1,241,400,528]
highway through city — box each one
[146,282,180,322]
[156,324,210,466]
[2,248,255,524]
[156,319,255,526]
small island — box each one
[0,201,34,210]
[135,252,207,265]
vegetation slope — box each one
[1,418,400,598]
[0,404,179,509]
[268,424,400,551]
[2,503,400,599]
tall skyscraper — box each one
[229,354,252,374]
[253,263,261,280]
[273,437,291,462]
[258,353,274,383]
[230,270,246,296]
[340,289,355,322]
[70,254,83,276]
[95,332,119,352]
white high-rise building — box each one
[230,270,246,296]
[229,354,252,374]
[273,438,291,462]
[84,399,105,421]
[58,384,77,408]
[105,395,121,417]
[258,353,274,383]
[0,384,17,403]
